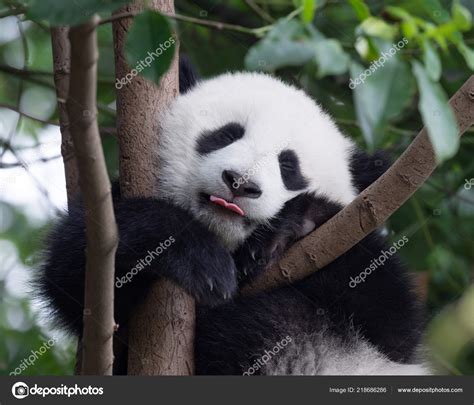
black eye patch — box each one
[278,149,309,191]
[196,122,245,155]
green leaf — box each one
[301,0,317,23]
[124,11,176,86]
[360,17,398,40]
[385,6,418,39]
[245,19,317,71]
[422,40,441,81]
[350,57,415,149]
[26,0,130,25]
[354,36,380,61]
[412,61,459,163]
[456,39,474,70]
[349,0,371,21]
[314,39,349,77]
[452,0,472,31]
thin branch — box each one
[336,117,417,137]
[0,154,60,168]
[0,16,28,162]
[51,26,80,207]
[0,65,52,77]
[426,180,474,205]
[244,0,275,23]
[3,143,55,209]
[0,6,23,18]
[67,15,118,375]
[0,65,56,89]
[100,10,272,36]
[0,102,59,126]
[242,75,474,296]
[0,64,115,85]
[100,126,117,136]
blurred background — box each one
[0,0,473,375]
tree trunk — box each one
[67,16,118,375]
[51,27,78,209]
[112,0,195,375]
[50,26,83,375]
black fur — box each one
[196,122,245,155]
[37,192,239,336]
[37,180,423,374]
[179,55,199,94]
[196,192,423,374]
[36,63,424,374]
[350,149,390,193]
[278,149,309,191]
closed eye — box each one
[280,160,295,172]
[196,122,245,155]
[278,149,309,191]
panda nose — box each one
[222,170,262,199]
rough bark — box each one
[50,26,83,375]
[112,0,195,375]
[242,75,474,296]
[66,16,118,375]
[51,27,79,208]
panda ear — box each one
[350,149,390,193]
[179,55,199,94]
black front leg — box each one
[38,196,238,336]
[233,193,341,285]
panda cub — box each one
[39,61,428,375]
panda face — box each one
[157,72,357,250]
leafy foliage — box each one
[412,60,459,162]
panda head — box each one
[157,70,386,250]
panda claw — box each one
[207,278,214,291]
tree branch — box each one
[66,16,118,375]
[112,0,195,375]
[0,154,60,168]
[244,0,275,23]
[100,10,271,36]
[0,101,59,126]
[242,75,474,296]
[0,64,53,77]
[50,26,83,375]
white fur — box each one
[157,72,357,249]
[263,331,429,376]
[155,71,429,376]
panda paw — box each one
[233,243,271,286]
[176,248,238,307]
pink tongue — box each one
[209,195,245,216]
